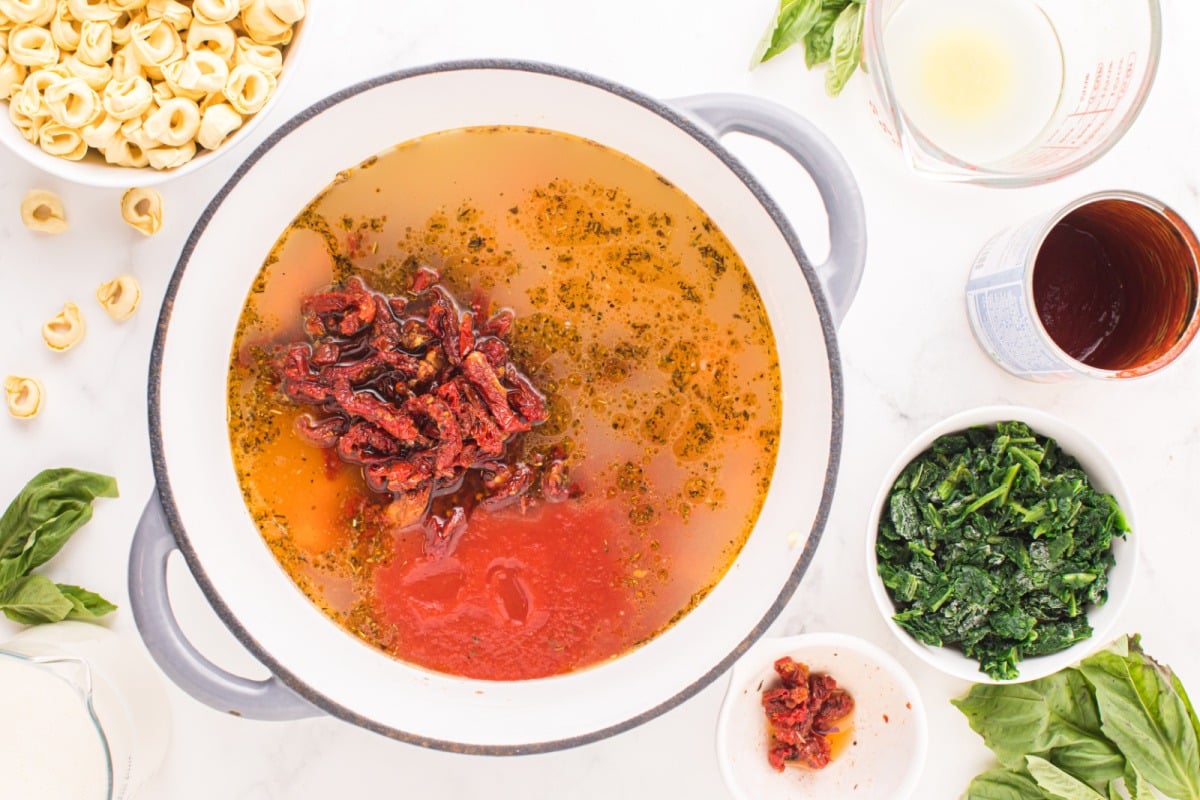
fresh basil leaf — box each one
[57,584,117,620]
[1172,659,1200,745]
[1078,637,1200,800]
[0,575,74,624]
[966,768,1047,800]
[824,0,865,96]
[953,670,1123,778]
[1026,756,1107,800]
[0,469,118,588]
[1123,763,1149,800]
[803,4,842,68]
[760,0,828,63]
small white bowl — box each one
[866,405,1138,684]
[0,8,310,187]
[716,633,928,800]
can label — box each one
[965,219,1074,381]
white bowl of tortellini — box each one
[0,0,307,186]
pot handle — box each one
[669,93,867,327]
[128,489,321,720]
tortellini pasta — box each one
[4,375,44,419]
[0,0,55,26]
[0,53,26,98]
[76,19,113,66]
[96,274,141,320]
[223,62,270,114]
[120,186,162,234]
[102,74,151,119]
[8,23,57,67]
[42,300,86,351]
[191,0,236,25]
[44,75,100,126]
[20,188,67,232]
[3,0,303,169]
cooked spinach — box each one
[876,421,1128,680]
[955,635,1200,800]
[0,469,118,624]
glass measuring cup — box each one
[0,622,170,799]
[862,0,1161,186]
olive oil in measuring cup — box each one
[882,0,1064,165]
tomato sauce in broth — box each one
[228,127,782,680]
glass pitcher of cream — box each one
[0,622,170,799]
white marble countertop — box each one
[3,1,1200,798]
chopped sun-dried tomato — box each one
[761,656,855,773]
[277,269,574,548]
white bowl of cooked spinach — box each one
[867,406,1136,683]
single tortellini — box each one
[109,43,141,79]
[110,10,139,46]
[102,74,151,119]
[239,0,291,46]
[4,375,44,419]
[75,19,111,65]
[128,17,180,78]
[145,0,189,31]
[185,20,233,62]
[61,51,112,89]
[197,100,239,150]
[8,90,45,142]
[0,0,55,26]
[167,48,226,96]
[80,111,118,147]
[66,0,118,23]
[119,113,155,149]
[103,133,149,167]
[8,23,58,66]
[0,52,26,98]
[49,4,83,50]
[43,75,100,127]
[96,274,140,320]
[146,139,192,169]
[39,121,87,158]
[223,63,272,115]
[232,36,279,76]
[120,186,161,234]
[192,0,238,25]
[20,188,66,232]
[43,301,86,350]
[143,95,198,146]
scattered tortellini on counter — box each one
[20,187,67,232]
[121,185,161,233]
[0,0,304,169]
[42,300,86,351]
[96,273,140,320]
[4,374,44,419]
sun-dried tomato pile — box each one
[277,269,573,540]
[761,656,855,772]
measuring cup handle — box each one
[669,93,867,327]
[128,489,321,721]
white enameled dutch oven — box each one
[128,60,867,754]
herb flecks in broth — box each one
[228,126,781,680]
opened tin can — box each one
[966,190,1200,381]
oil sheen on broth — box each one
[228,127,781,680]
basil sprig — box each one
[0,469,119,624]
[759,0,866,97]
[955,635,1200,800]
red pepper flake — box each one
[278,271,574,550]
[762,656,855,772]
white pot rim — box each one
[146,59,846,753]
